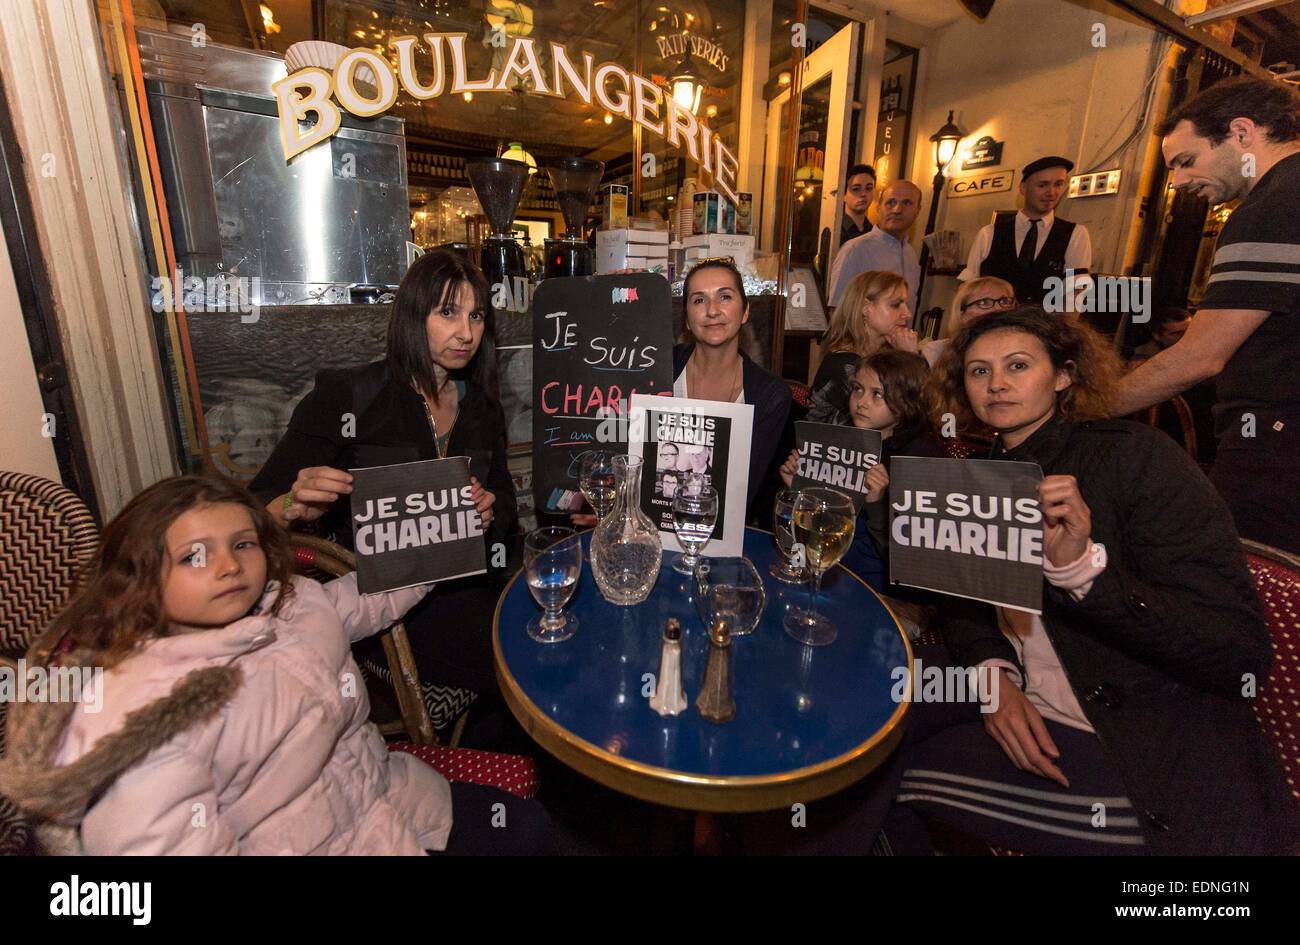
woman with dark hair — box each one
[251,249,517,705]
[676,258,791,513]
[750,306,1296,855]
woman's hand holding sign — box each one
[779,448,799,488]
[274,466,353,526]
[1037,474,1092,567]
[469,476,495,528]
[865,464,890,503]
[983,666,1070,788]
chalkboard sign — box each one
[531,273,675,513]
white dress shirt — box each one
[827,227,921,312]
[982,542,1108,733]
[958,209,1092,282]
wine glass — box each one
[784,488,855,646]
[524,526,582,643]
[770,489,805,584]
[695,557,767,637]
[671,473,718,575]
[579,451,616,521]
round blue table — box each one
[493,527,912,812]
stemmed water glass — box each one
[671,472,718,575]
[524,526,582,643]
[784,488,854,647]
[579,451,616,521]
[696,557,767,637]
[769,489,805,584]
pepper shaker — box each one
[695,618,735,724]
[650,618,688,717]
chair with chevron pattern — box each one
[0,472,99,855]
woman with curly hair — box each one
[746,306,1296,855]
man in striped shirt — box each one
[1116,77,1300,554]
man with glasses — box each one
[959,155,1092,308]
[921,276,1016,367]
[828,179,923,313]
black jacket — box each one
[805,350,858,426]
[864,427,946,553]
[250,360,518,550]
[672,343,791,514]
[936,415,1297,854]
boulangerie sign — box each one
[349,457,486,594]
[272,34,743,202]
[628,393,752,558]
[888,457,1045,613]
[791,422,883,513]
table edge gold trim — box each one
[492,528,916,811]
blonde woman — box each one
[808,270,915,424]
[919,275,1016,368]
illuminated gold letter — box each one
[335,48,398,117]
[594,62,632,119]
[272,67,340,161]
[391,34,446,100]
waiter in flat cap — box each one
[958,155,1092,306]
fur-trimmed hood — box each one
[0,651,241,826]
[0,574,448,855]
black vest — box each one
[980,212,1081,304]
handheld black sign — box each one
[888,457,1045,613]
[349,457,486,594]
[792,421,883,512]
[532,273,674,514]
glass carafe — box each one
[590,454,663,605]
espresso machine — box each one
[544,157,604,279]
[465,157,531,294]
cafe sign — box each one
[946,169,1015,199]
[273,33,742,202]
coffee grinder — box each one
[544,157,604,279]
[465,157,531,295]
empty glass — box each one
[671,473,718,575]
[524,526,582,643]
[579,451,616,520]
[695,557,767,637]
[770,489,805,584]
[784,488,854,647]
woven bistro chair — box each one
[0,472,98,855]
[972,537,1300,856]
[1137,395,1199,462]
[289,533,477,747]
[0,472,98,672]
[1242,539,1300,806]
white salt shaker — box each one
[650,617,688,717]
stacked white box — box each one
[681,233,755,268]
[596,228,670,272]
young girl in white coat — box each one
[0,476,552,855]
